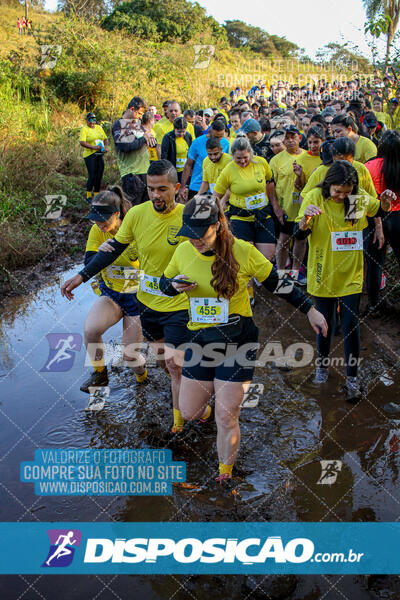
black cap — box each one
[284,124,300,134]
[364,114,378,128]
[86,204,119,222]
[177,196,219,239]
[86,112,96,121]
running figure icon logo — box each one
[41,333,82,372]
[42,529,82,568]
[317,460,343,485]
[192,45,215,69]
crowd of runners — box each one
[61,76,400,483]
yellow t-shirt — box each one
[374,111,391,128]
[175,137,189,172]
[79,124,107,158]
[114,201,187,312]
[301,161,377,199]
[296,187,380,298]
[86,225,139,293]
[269,149,307,221]
[202,153,232,192]
[214,156,273,222]
[164,238,273,330]
[295,152,322,183]
[153,119,195,146]
[354,136,377,163]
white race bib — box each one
[331,231,363,252]
[139,274,167,296]
[190,297,229,324]
[245,192,267,210]
[176,158,186,169]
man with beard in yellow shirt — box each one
[154,101,195,146]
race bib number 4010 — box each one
[331,231,363,252]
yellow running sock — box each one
[172,408,184,433]
[135,368,148,383]
[219,463,233,477]
[86,191,93,200]
[93,365,105,373]
[199,404,212,422]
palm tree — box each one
[363,0,400,67]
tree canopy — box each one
[101,0,226,43]
[224,20,298,57]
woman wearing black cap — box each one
[159,195,327,483]
[67,186,147,393]
[79,113,108,203]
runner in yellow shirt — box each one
[372,96,391,128]
[79,112,108,202]
[161,117,192,183]
[331,114,377,163]
[295,161,395,402]
[214,136,277,262]
[153,101,195,146]
[198,138,231,198]
[159,195,327,483]
[61,160,190,434]
[67,186,147,393]
[269,125,307,274]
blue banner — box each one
[0,522,398,574]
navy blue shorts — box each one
[230,216,276,245]
[137,300,190,347]
[182,317,259,382]
[99,282,140,316]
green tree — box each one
[102,0,225,43]
[315,42,371,72]
[224,20,298,57]
[57,0,109,20]
[363,0,400,67]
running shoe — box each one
[80,368,108,393]
[313,367,328,384]
[295,272,307,286]
[343,377,362,403]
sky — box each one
[43,0,372,60]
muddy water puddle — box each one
[0,268,399,598]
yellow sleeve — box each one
[187,122,195,141]
[213,163,231,196]
[247,244,273,282]
[164,250,180,279]
[359,165,377,199]
[302,169,321,196]
[366,195,380,217]
[269,155,278,182]
[98,126,107,140]
[79,126,88,142]
[85,225,102,252]
[114,208,136,245]
[263,158,273,181]
[295,193,314,228]
[202,157,210,183]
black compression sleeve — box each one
[84,251,96,266]
[261,268,313,314]
[375,205,390,218]
[159,274,181,296]
[79,240,128,282]
[293,222,312,239]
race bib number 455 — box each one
[139,274,167,296]
[331,231,363,252]
[190,297,229,324]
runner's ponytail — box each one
[211,199,240,300]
